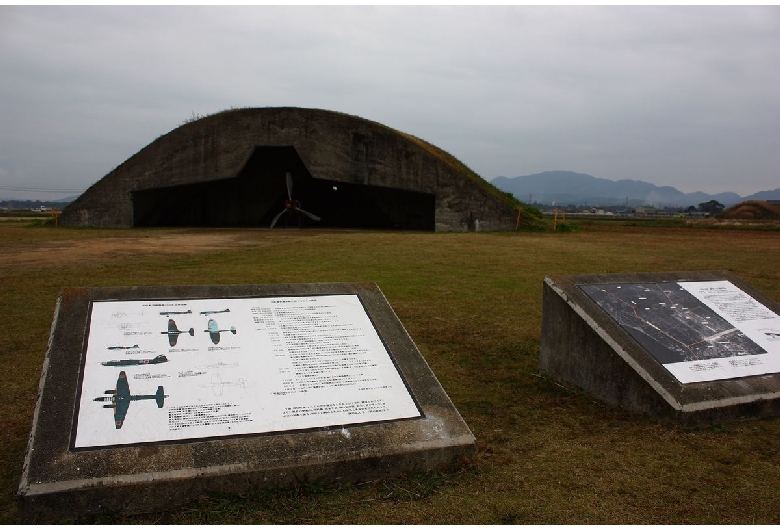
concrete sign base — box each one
[18,283,475,522]
[540,271,780,426]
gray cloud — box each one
[1,6,778,200]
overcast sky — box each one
[1,5,779,200]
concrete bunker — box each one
[132,146,435,230]
[59,108,519,231]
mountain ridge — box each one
[491,171,778,207]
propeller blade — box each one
[270,209,286,228]
[295,207,321,222]
[285,172,293,201]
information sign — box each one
[580,280,780,384]
[74,294,421,448]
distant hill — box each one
[0,194,77,204]
[491,171,775,208]
[743,188,780,202]
[0,198,72,210]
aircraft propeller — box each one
[270,172,321,228]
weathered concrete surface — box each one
[540,271,780,426]
[18,283,475,522]
[59,107,517,231]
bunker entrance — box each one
[132,146,435,230]
[287,178,435,231]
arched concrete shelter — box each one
[60,107,518,231]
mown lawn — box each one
[1,223,779,524]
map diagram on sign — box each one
[580,282,766,365]
[578,279,780,384]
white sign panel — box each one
[74,295,421,449]
[581,280,780,384]
[669,281,780,383]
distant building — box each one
[634,206,656,217]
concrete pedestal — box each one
[18,283,474,522]
[540,271,780,426]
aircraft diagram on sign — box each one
[92,371,167,429]
[205,319,237,344]
[199,373,247,396]
[762,329,780,342]
[161,318,194,347]
[101,355,169,367]
[200,308,230,316]
[199,362,239,370]
[160,309,192,316]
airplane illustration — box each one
[199,362,239,370]
[107,344,139,350]
[200,309,230,316]
[92,371,166,429]
[161,318,194,347]
[160,310,192,316]
[198,373,246,396]
[101,355,169,367]
[205,319,237,344]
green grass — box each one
[2,224,779,523]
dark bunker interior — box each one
[132,146,435,230]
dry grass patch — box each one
[1,223,779,523]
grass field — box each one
[2,222,779,523]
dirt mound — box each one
[721,200,780,220]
